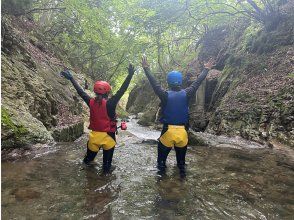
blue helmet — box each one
[167,71,182,86]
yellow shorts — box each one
[88,131,116,152]
[159,125,188,148]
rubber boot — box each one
[83,147,97,165]
[157,142,171,173]
[102,148,114,173]
[175,146,187,176]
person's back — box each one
[60,65,135,172]
[161,89,189,125]
[141,56,215,175]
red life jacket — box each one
[89,98,117,132]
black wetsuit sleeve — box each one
[70,78,91,107]
[108,73,134,106]
[107,73,134,119]
[143,67,167,103]
[185,68,209,100]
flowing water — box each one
[2,120,294,219]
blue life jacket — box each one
[161,90,189,125]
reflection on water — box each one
[2,122,294,219]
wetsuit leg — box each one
[102,148,114,172]
[157,125,171,172]
[174,146,187,173]
[157,141,172,171]
[83,146,98,164]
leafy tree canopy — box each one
[2,0,287,89]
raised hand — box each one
[60,69,73,80]
[141,55,149,68]
[204,58,216,70]
[128,64,135,75]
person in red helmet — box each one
[60,64,135,172]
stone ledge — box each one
[52,121,84,142]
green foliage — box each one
[1,108,28,137]
[240,24,262,52]
[25,0,285,89]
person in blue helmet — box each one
[141,56,215,175]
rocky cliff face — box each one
[127,7,294,147]
[201,13,294,147]
[126,79,160,126]
[1,16,85,148]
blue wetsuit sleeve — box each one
[70,78,91,107]
[143,67,167,103]
[185,68,209,99]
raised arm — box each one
[108,64,135,106]
[60,70,91,107]
[142,56,167,101]
[185,58,215,99]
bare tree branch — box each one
[18,7,66,16]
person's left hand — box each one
[60,70,73,80]
[204,58,216,70]
[128,64,135,75]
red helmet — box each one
[93,81,111,94]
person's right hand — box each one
[60,70,73,80]
[141,56,149,68]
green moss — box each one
[239,24,262,52]
[2,108,14,129]
[1,108,28,137]
[235,92,257,103]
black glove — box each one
[127,64,135,75]
[60,70,73,80]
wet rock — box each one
[141,139,158,145]
[126,82,157,114]
[13,188,41,201]
[138,108,158,126]
[137,112,144,119]
[188,131,208,146]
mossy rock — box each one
[188,131,208,146]
[52,121,84,142]
[1,108,28,136]
[138,108,157,126]
[1,105,54,149]
[1,108,30,148]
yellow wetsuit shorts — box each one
[88,131,116,152]
[159,125,188,148]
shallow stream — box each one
[2,120,294,219]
